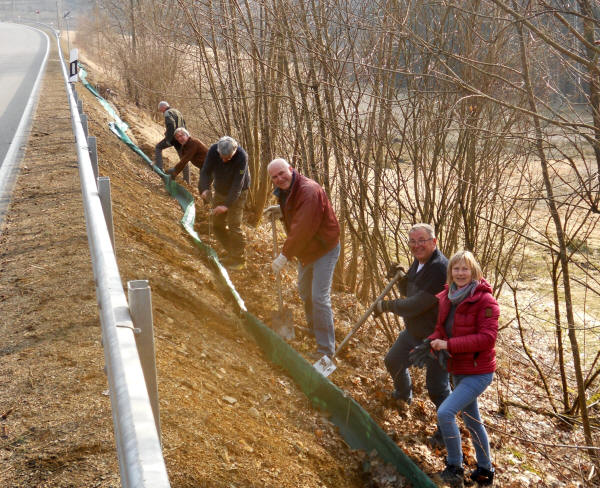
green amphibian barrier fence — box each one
[79,66,436,488]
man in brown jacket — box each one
[167,128,209,184]
[266,158,340,359]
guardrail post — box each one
[127,280,161,443]
[88,136,98,183]
[77,98,83,114]
[80,113,88,138]
[97,176,115,250]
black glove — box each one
[386,263,406,281]
[436,349,450,370]
[373,300,388,318]
[408,338,435,368]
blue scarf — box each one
[448,280,478,306]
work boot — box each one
[469,466,494,486]
[387,390,411,415]
[438,463,465,488]
[221,255,245,270]
[428,427,445,449]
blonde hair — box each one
[447,250,483,286]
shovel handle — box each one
[270,213,284,311]
[334,269,405,357]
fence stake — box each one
[127,280,161,443]
[77,98,83,114]
[97,176,115,250]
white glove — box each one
[263,205,282,220]
[271,253,288,273]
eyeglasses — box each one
[408,238,433,246]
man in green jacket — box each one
[155,101,186,174]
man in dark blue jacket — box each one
[199,136,250,269]
[375,223,450,446]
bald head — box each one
[268,158,293,190]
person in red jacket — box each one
[429,250,498,487]
[266,158,340,359]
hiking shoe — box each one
[469,466,494,486]
[439,464,465,488]
[428,428,445,449]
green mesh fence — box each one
[79,71,436,488]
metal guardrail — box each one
[54,30,171,487]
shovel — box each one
[269,212,295,340]
[313,268,406,377]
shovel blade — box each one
[313,355,336,377]
[272,307,295,340]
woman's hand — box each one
[430,339,448,351]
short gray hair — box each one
[158,101,169,110]
[174,127,189,137]
[409,223,436,239]
[267,158,291,172]
[217,136,238,158]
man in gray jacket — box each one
[155,101,186,171]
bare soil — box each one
[0,30,595,488]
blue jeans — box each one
[384,329,450,408]
[297,243,340,356]
[437,373,494,470]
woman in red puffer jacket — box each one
[428,250,499,488]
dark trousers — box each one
[155,139,189,182]
[384,329,451,408]
[213,190,247,260]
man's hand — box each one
[386,263,406,280]
[212,205,228,216]
[373,300,387,317]
[271,253,288,273]
[263,205,282,220]
[201,190,211,203]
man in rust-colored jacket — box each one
[267,158,340,359]
[167,128,208,183]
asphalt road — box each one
[0,22,48,164]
